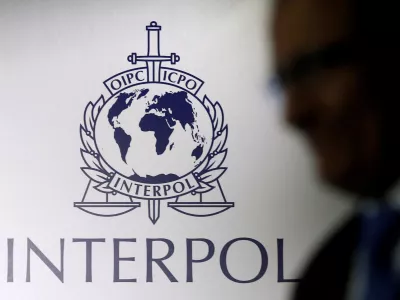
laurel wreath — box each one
[80,94,228,195]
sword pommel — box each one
[146,21,161,31]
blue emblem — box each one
[75,21,234,224]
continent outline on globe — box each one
[95,82,216,185]
[106,88,208,175]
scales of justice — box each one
[75,21,234,224]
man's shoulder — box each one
[293,214,361,300]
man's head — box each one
[273,0,400,198]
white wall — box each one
[0,0,351,299]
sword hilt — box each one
[127,21,180,82]
[127,52,180,64]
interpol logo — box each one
[75,22,234,224]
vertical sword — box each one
[126,21,180,223]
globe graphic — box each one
[95,84,214,184]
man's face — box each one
[273,0,393,196]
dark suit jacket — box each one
[292,213,400,300]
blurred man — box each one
[273,0,400,299]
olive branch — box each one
[192,95,228,194]
[80,94,228,195]
[80,95,116,194]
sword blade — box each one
[148,199,161,224]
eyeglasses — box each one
[271,40,358,94]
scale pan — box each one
[168,202,234,217]
[74,202,140,217]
